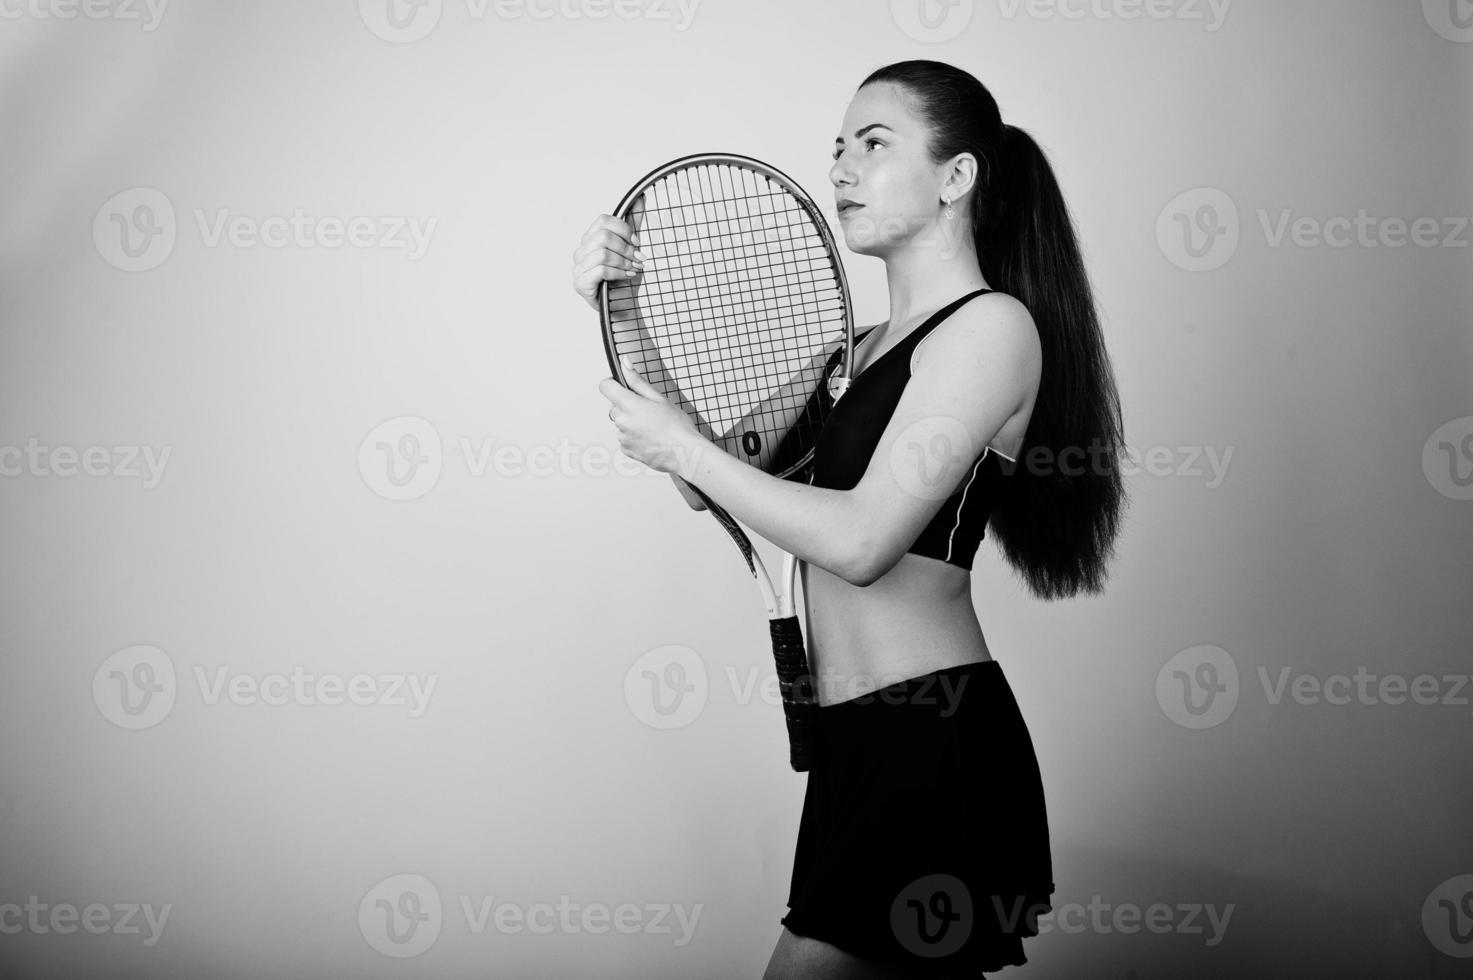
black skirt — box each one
[781,660,1055,975]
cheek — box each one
[868,164,929,217]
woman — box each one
[577,60,1126,979]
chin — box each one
[838,222,890,259]
[838,209,920,260]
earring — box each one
[944,198,955,221]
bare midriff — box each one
[798,553,992,707]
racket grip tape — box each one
[770,615,820,772]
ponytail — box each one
[861,62,1128,599]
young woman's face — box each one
[829,82,949,258]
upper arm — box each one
[846,293,1041,584]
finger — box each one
[572,249,644,283]
[599,213,637,244]
[618,356,663,398]
[597,376,637,409]
[575,220,640,258]
[579,214,630,247]
[573,230,647,268]
[574,264,641,305]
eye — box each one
[833,137,885,161]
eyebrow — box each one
[833,123,893,145]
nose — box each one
[829,152,853,190]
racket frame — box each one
[599,153,857,487]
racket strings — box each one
[607,163,845,470]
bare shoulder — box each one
[913,290,1041,378]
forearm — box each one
[673,437,867,584]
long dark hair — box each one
[861,60,1127,599]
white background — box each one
[1,0,1470,977]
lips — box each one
[837,200,864,215]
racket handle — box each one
[770,615,820,772]
[670,474,708,511]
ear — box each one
[940,152,978,204]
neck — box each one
[881,222,988,333]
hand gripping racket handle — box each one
[770,615,820,772]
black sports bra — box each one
[805,288,1014,572]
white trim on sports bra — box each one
[941,445,1014,564]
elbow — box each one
[841,538,898,589]
[837,495,899,587]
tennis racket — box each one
[597,152,856,772]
